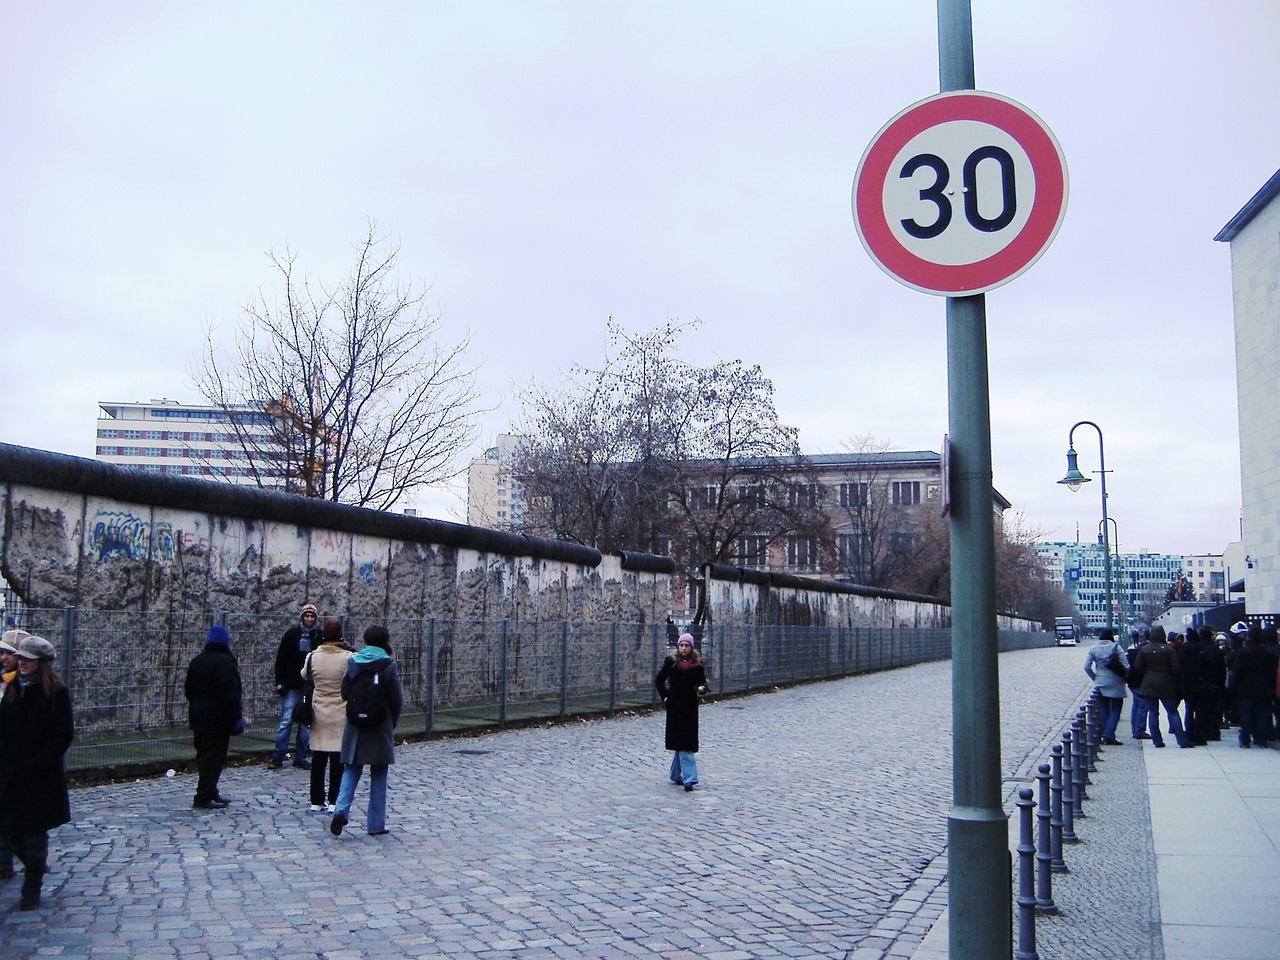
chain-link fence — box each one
[4,607,1048,776]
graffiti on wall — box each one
[87,511,175,564]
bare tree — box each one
[192,224,479,510]
[515,320,819,623]
[828,435,922,587]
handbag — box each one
[1103,644,1129,681]
[294,654,316,726]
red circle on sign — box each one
[853,91,1067,296]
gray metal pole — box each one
[938,3,1009,956]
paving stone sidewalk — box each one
[2,647,1098,959]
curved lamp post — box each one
[1058,421,1114,631]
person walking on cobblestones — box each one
[1085,628,1129,744]
[656,633,708,791]
[270,601,321,770]
[303,619,353,812]
[0,628,27,882]
[330,625,403,837]
[0,635,74,911]
[184,624,244,810]
[1134,625,1188,748]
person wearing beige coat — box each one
[302,621,353,811]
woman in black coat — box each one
[0,635,74,911]
[655,634,708,791]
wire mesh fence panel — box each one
[5,606,1050,774]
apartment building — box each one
[95,399,279,485]
[466,434,525,531]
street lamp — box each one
[1100,516,1125,631]
[1058,421,1114,631]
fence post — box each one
[714,619,724,695]
[1035,763,1057,914]
[608,621,618,712]
[499,620,509,726]
[425,618,436,734]
[745,624,753,693]
[560,620,570,718]
[652,623,661,706]
[61,606,77,689]
[1071,722,1088,811]
[1050,744,1067,872]
[1015,787,1039,960]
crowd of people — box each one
[1085,619,1280,750]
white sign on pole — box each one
[853,90,1068,296]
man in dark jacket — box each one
[185,625,243,808]
[269,602,320,769]
[1178,627,1211,745]
[1232,625,1273,748]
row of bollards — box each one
[1014,689,1107,960]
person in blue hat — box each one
[184,625,244,809]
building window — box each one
[839,482,868,508]
[689,485,719,511]
[892,481,921,505]
[789,483,821,509]
[787,536,818,567]
[735,535,769,566]
[837,532,871,570]
[738,484,765,505]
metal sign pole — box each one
[938,2,1010,959]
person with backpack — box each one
[1084,627,1129,745]
[329,625,403,838]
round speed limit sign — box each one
[853,90,1068,296]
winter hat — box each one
[0,628,29,655]
[677,633,695,647]
[322,620,344,643]
[300,602,319,617]
[15,635,56,661]
[206,624,231,646]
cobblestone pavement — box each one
[2,648,1098,959]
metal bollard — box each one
[1088,692,1103,765]
[1072,722,1089,811]
[1074,712,1092,791]
[1050,744,1068,870]
[1060,732,1079,841]
[1015,787,1039,960]
[1035,763,1057,914]
[1079,708,1097,776]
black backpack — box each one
[345,662,390,728]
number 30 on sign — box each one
[852,90,1068,297]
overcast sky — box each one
[2,1,1277,557]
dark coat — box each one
[275,622,320,691]
[339,655,403,766]
[655,656,707,753]
[1177,636,1211,698]
[185,644,243,734]
[0,679,74,835]
[1135,641,1181,701]
[1232,641,1273,700]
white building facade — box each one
[96,400,279,485]
[1217,169,1280,623]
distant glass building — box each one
[1035,541,1215,634]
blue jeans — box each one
[1129,693,1150,737]
[1098,695,1122,741]
[334,763,389,834]
[668,751,698,785]
[1148,697,1187,747]
[272,688,311,762]
[1238,698,1271,747]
